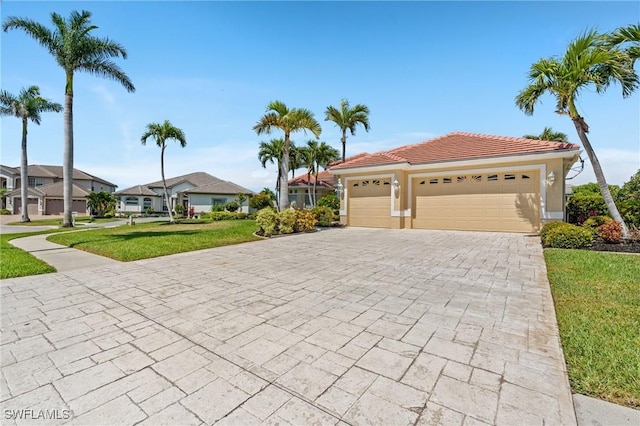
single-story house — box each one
[1,164,117,215]
[115,172,255,215]
[329,132,581,233]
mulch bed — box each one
[589,239,640,254]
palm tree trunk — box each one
[20,119,30,222]
[572,117,629,238]
[306,171,312,207]
[341,131,347,162]
[62,81,74,227]
[279,135,290,211]
[313,170,318,208]
[161,143,174,223]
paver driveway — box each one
[1,228,576,425]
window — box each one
[352,182,359,187]
[418,180,426,185]
[125,197,138,205]
[488,174,498,181]
[211,198,226,206]
[456,176,467,183]
[443,177,452,184]
[472,175,481,182]
[504,174,516,180]
[430,178,438,184]
[143,198,152,209]
[383,180,390,185]
[361,180,369,186]
[373,180,380,186]
[28,177,44,187]
[522,174,531,179]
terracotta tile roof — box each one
[114,184,158,196]
[288,170,335,188]
[330,132,580,170]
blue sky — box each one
[1,1,639,192]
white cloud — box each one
[90,85,116,107]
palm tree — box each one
[516,29,638,237]
[605,23,640,65]
[4,10,135,227]
[0,86,62,222]
[523,127,569,142]
[86,190,115,217]
[258,138,285,205]
[141,120,186,223]
[253,100,321,211]
[299,141,318,207]
[325,99,370,162]
[301,140,340,207]
[289,143,303,179]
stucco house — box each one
[0,164,117,215]
[115,172,254,215]
[329,132,581,233]
[287,170,336,208]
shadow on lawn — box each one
[63,230,202,248]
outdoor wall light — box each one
[336,181,344,198]
[392,179,400,191]
[546,171,556,186]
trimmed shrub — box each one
[209,211,248,221]
[295,209,317,232]
[544,223,593,249]
[256,208,277,237]
[540,221,567,243]
[317,194,339,211]
[211,204,225,212]
[312,206,334,227]
[0,208,11,215]
[566,193,608,225]
[278,208,297,234]
[596,221,623,243]
[225,200,240,212]
[249,193,274,210]
[174,204,185,216]
[582,215,613,232]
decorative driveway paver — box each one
[1,228,576,425]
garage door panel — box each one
[348,180,391,228]
[413,172,540,233]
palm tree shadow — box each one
[515,193,541,232]
[65,230,201,248]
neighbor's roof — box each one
[8,182,90,198]
[330,132,581,170]
[145,172,220,189]
[184,179,254,195]
[114,184,158,196]
[20,165,118,187]
[288,170,335,188]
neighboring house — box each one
[0,164,117,215]
[329,132,581,233]
[115,172,254,215]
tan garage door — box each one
[45,199,86,215]
[13,198,39,215]
[348,178,392,228]
[413,172,540,232]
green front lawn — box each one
[7,216,119,226]
[1,231,59,279]
[545,249,640,408]
[47,220,260,261]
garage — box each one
[412,171,540,232]
[45,199,86,215]
[13,198,39,216]
[347,178,392,228]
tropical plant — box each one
[516,29,638,238]
[522,127,569,142]
[253,100,322,211]
[86,190,115,217]
[4,10,135,227]
[317,193,340,211]
[604,23,640,65]
[617,169,640,228]
[325,99,370,162]
[300,140,340,207]
[258,138,285,201]
[140,120,186,223]
[225,200,240,212]
[0,86,62,222]
[289,143,304,178]
[249,193,274,211]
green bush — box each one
[209,211,248,221]
[317,194,339,211]
[582,215,613,233]
[211,204,225,212]
[540,222,567,243]
[566,193,608,224]
[225,200,240,212]
[249,193,274,210]
[256,208,277,237]
[174,204,185,216]
[0,208,11,215]
[544,223,593,249]
[617,170,640,228]
[278,208,297,234]
[295,209,317,232]
[312,206,335,227]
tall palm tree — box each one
[299,141,318,207]
[0,86,62,222]
[253,100,321,211]
[258,138,285,205]
[313,142,340,205]
[141,120,186,223]
[325,99,370,162]
[516,29,638,237]
[605,23,640,65]
[4,10,135,227]
[523,127,569,142]
[289,143,303,179]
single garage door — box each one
[348,178,392,228]
[13,198,39,215]
[413,171,540,232]
[45,199,86,215]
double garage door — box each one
[45,199,87,215]
[13,198,39,215]
[347,171,540,232]
[413,171,540,233]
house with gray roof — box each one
[0,164,117,215]
[114,172,254,215]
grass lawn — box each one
[0,231,60,279]
[545,249,640,408]
[47,220,261,261]
[7,216,120,226]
